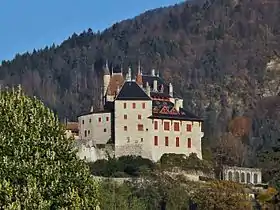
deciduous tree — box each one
[0,87,99,209]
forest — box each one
[1,0,280,189]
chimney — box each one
[116,85,120,95]
[146,82,150,96]
[175,99,180,111]
[151,69,155,76]
[169,83,173,97]
[160,84,164,93]
[153,79,158,92]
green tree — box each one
[99,180,146,210]
[192,180,252,210]
[0,87,99,209]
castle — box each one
[76,61,204,162]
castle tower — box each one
[103,60,111,99]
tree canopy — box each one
[0,87,99,209]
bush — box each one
[88,155,155,177]
[160,153,213,173]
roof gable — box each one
[116,81,151,101]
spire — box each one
[138,60,141,75]
[120,63,123,76]
[126,67,132,81]
[136,61,143,87]
[103,60,110,75]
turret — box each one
[103,60,110,97]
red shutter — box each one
[106,117,109,121]
[138,114,142,120]
[176,137,180,147]
[98,117,101,122]
[174,122,180,131]
[188,138,192,148]
[132,103,136,109]
[138,124,144,131]
[154,121,158,130]
[165,137,169,146]
[154,136,158,146]
[124,115,127,119]
[187,124,192,132]
[142,103,145,109]
[164,122,170,131]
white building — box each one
[77,62,204,162]
[222,166,262,185]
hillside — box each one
[1,0,280,171]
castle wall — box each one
[76,142,114,162]
[78,112,111,144]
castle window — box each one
[127,137,130,143]
[187,138,192,148]
[132,103,136,109]
[141,138,143,142]
[124,114,127,120]
[84,130,87,137]
[138,124,144,131]
[154,121,158,130]
[164,122,170,131]
[98,117,101,122]
[186,124,192,132]
[138,114,142,120]
[88,130,90,135]
[142,103,146,109]
[124,126,127,131]
[124,103,127,109]
[104,128,107,132]
[106,117,109,121]
[154,136,158,146]
[165,137,169,146]
[176,137,180,147]
[174,122,180,131]
[82,120,84,124]
[89,118,91,123]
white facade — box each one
[114,100,153,159]
[78,112,111,145]
[150,120,203,161]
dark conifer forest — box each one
[1,0,280,179]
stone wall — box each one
[75,139,114,162]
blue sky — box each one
[0,0,184,62]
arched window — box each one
[247,173,251,183]
[235,171,240,182]
[228,171,233,181]
[253,173,258,184]
[241,173,245,182]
